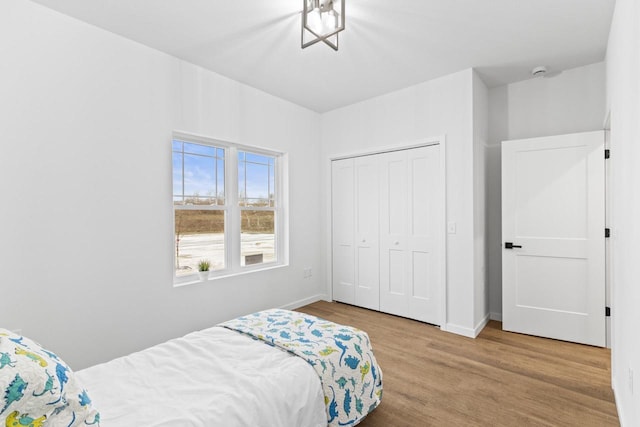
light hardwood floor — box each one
[296,301,619,427]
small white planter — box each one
[198,271,209,281]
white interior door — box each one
[379,145,443,324]
[502,131,605,347]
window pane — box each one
[238,151,275,207]
[183,142,216,156]
[172,152,183,200]
[184,154,216,199]
[216,158,225,203]
[175,209,225,276]
[245,152,269,163]
[241,210,275,266]
[245,162,269,202]
[173,140,225,207]
[238,160,245,201]
[269,163,275,205]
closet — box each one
[331,144,445,325]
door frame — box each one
[603,111,611,350]
[327,136,447,328]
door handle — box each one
[505,242,522,249]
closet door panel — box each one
[354,156,380,310]
[411,251,431,299]
[331,159,355,304]
[387,249,406,295]
[379,150,409,317]
[387,159,406,235]
[407,146,441,324]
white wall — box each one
[0,0,324,369]
[487,62,606,319]
[606,0,640,424]
[321,69,483,335]
[473,72,489,328]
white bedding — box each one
[76,326,327,427]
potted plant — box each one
[198,259,211,281]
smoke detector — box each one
[531,66,547,78]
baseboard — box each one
[442,323,476,338]
[279,294,327,311]
[444,314,490,339]
[489,312,503,322]
[474,314,490,336]
[612,378,626,427]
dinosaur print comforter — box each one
[220,309,383,426]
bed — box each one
[1,309,383,427]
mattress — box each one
[76,326,327,427]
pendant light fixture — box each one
[301,0,345,51]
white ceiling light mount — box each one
[302,0,345,51]
[531,66,548,78]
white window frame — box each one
[172,131,288,286]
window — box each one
[173,140,226,276]
[238,151,276,266]
[172,134,285,283]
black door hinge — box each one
[605,228,611,238]
[606,306,611,317]
[605,149,610,159]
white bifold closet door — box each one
[331,159,356,305]
[331,156,380,310]
[331,144,443,325]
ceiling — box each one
[31,0,616,113]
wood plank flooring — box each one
[296,301,619,427]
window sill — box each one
[173,262,289,288]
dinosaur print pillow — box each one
[0,328,100,426]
